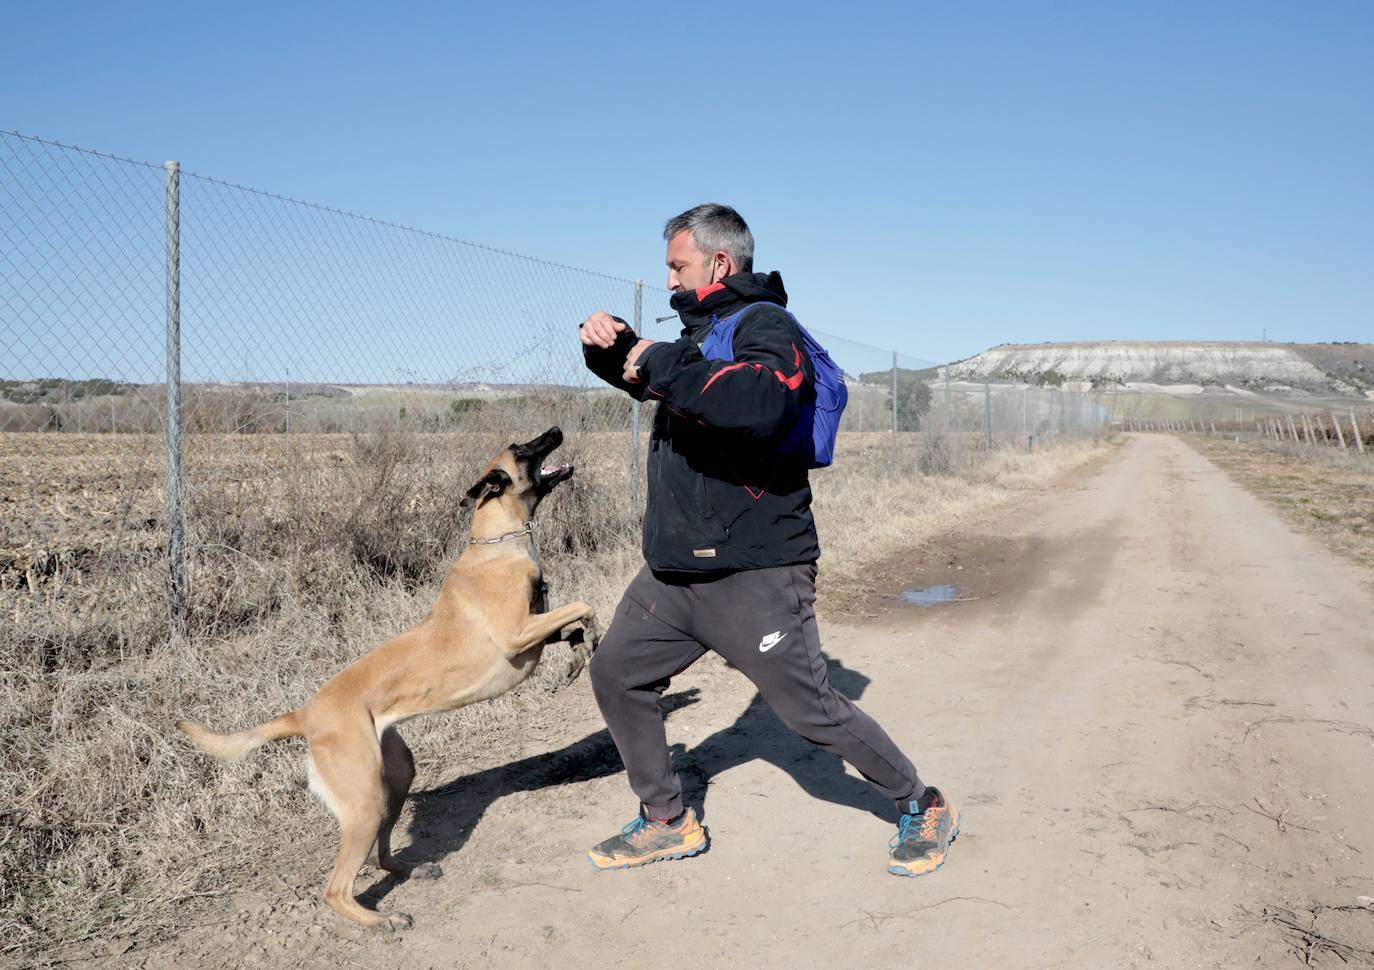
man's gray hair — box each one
[663,203,754,273]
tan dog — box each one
[176,427,597,930]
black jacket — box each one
[584,271,820,572]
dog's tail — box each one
[175,711,303,762]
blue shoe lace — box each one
[891,811,920,848]
[622,816,649,837]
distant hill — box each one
[944,342,1373,397]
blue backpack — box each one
[700,303,848,468]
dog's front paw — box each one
[553,658,581,691]
[382,912,413,933]
[549,645,589,692]
[559,616,600,651]
[408,862,442,881]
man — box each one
[578,203,955,877]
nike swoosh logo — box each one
[759,632,787,653]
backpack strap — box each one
[700,301,792,362]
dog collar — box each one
[468,521,535,545]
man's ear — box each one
[461,468,512,508]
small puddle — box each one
[900,584,966,607]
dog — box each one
[176,427,598,930]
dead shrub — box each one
[340,432,471,585]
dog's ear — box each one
[461,468,512,508]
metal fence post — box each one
[983,382,992,449]
[890,351,898,468]
[163,160,186,629]
[630,280,643,515]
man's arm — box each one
[581,313,648,400]
[634,307,813,439]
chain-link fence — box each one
[817,328,1111,469]
[2,129,1108,621]
[926,372,1113,443]
[2,132,659,438]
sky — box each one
[4,0,1372,365]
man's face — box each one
[665,230,717,292]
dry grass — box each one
[1,422,1106,959]
[1186,435,1374,569]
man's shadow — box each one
[673,656,895,825]
[364,656,891,906]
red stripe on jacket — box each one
[700,360,762,393]
[699,342,806,395]
[773,344,805,390]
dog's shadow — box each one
[360,688,701,906]
[365,656,890,905]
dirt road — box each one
[127,434,1374,968]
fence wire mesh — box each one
[2,131,667,441]
[2,132,166,433]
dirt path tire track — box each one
[120,435,1374,969]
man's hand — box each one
[579,311,629,349]
[622,339,656,384]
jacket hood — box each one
[721,270,788,307]
[669,271,788,337]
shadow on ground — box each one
[362,657,894,905]
[677,657,895,825]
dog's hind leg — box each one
[312,727,412,931]
[372,728,441,881]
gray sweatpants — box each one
[589,563,925,820]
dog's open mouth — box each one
[537,462,574,487]
[518,427,574,491]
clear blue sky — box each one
[4,0,1371,364]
